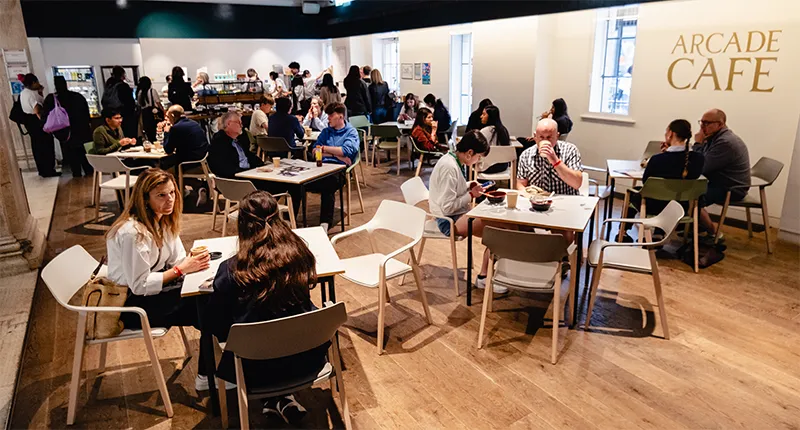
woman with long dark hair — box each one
[479,105,511,174]
[343,65,371,118]
[397,93,420,122]
[541,97,573,137]
[136,76,164,142]
[319,73,342,107]
[168,66,194,111]
[411,107,447,152]
[203,191,327,424]
[466,98,493,132]
[423,93,452,141]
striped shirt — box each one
[517,140,582,195]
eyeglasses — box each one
[698,120,720,126]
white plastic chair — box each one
[210,175,296,236]
[330,200,433,354]
[476,228,578,364]
[40,245,190,425]
[85,155,145,221]
[471,145,517,189]
[177,152,211,195]
[217,302,351,430]
[400,177,462,296]
[585,201,685,339]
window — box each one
[449,33,473,125]
[589,5,638,115]
[381,37,400,93]
[322,40,333,72]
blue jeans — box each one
[436,213,464,237]
[372,108,387,124]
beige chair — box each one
[330,200,433,354]
[41,245,191,425]
[581,165,612,241]
[400,177,463,296]
[210,176,296,236]
[217,302,351,430]
[585,201,685,339]
[470,145,518,189]
[343,131,367,226]
[177,152,211,195]
[476,228,577,364]
[715,157,784,254]
[85,155,146,221]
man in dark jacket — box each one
[208,111,262,179]
[268,97,305,149]
[42,75,94,177]
[162,105,208,168]
[104,66,137,140]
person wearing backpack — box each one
[43,76,94,177]
[20,73,59,177]
[103,66,137,141]
[136,76,164,143]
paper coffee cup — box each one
[272,157,280,168]
[506,191,519,208]
[190,246,207,256]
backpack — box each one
[43,95,70,134]
[102,82,124,110]
[9,97,27,126]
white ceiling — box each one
[147,0,311,7]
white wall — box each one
[779,116,800,242]
[32,38,143,91]
[139,38,324,86]
[397,26,452,108]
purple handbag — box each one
[43,95,70,133]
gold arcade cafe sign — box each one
[667,30,781,92]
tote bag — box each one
[43,95,71,134]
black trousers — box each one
[25,114,57,176]
[306,173,344,225]
[64,137,94,177]
[121,288,208,375]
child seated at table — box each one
[203,191,328,424]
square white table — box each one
[304,131,321,142]
[180,226,344,415]
[464,194,599,324]
[603,160,645,239]
[379,121,413,130]
[108,147,170,164]
[235,159,347,231]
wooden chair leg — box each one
[401,238,426,286]
[98,342,108,373]
[217,377,229,429]
[346,173,352,226]
[745,207,753,238]
[141,319,174,418]
[450,236,460,297]
[476,258,495,349]
[234,357,250,430]
[414,154,423,177]
[715,192,731,243]
[567,250,577,326]
[409,249,433,324]
[584,258,604,330]
[693,204,699,273]
[396,144,401,176]
[377,275,387,355]
[331,337,352,430]
[355,170,365,214]
[551,265,562,365]
[649,250,670,340]
[178,326,192,359]
[760,188,772,254]
[211,191,219,232]
[618,191,631,242]
[222,200,230,237]
[67,313,88,426]
[94,179,101,222]
[358,157,367,188]
[637,199,646,243]
[178,166,184,197]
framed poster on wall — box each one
[401,63,413,80]
[422,63,431,85]
[414,63,422,80]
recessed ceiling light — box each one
[116,0,128,8]
[334,0,351,6]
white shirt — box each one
[106,219,187,296]
[20,88,43,115]
[303,110,328,131]
[268,79,285,97]
[250,109,269,136]
[480,126,498,146]
[429,153,472,217]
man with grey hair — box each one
[208,110,262,179]
[161,104,208,168]
[693,108,751,235]
[516,118,583,196]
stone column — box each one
[0,0,45,276]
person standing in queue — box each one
[136,76,164,143]
[21,74,59,177]
[319,73,342,108]
[368,69,391,124]
[42,75,94,177]
[104,66,137,140]
[343,65,371,119]
[168,67,194,111]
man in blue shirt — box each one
[268,97,305,149]
[308,102,360,231]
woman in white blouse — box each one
[302,97,328,131]
[106,168,219,391]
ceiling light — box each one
[116,0,128,8]
[334,0,351,6]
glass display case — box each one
[195,80,264,106]
[53,65,100,116]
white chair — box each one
[585,201,685,339]
[470,145,517,189]
[85,155,145,221]
[40,245,191,425]
[330,200,433,354]
[476,228,578,364]
[217,302,351,430]
[582,165,612,241]
[177,152,211,196]
[209,175,296,236]
[400,177,462,296]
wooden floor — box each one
[11,158,800,429]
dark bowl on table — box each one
[485,191,506,205]
[530,198,553,212]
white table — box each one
[180,226,344,415]
[603,159,644,239]
[379,121,413,130]
[508,136,525,149]
[108,147,170,163]
[236,159,347,231]
[464,194,599,323]
[304,131,321,142]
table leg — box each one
[301,183,308,228]
[339,173,345,233]
[586,211,594,287]
[572,230,584,329]
[605,178,616,240]
[466,217,474,307]
[320,279,328,303]
[196,297,220,416]
[328,276,337,302]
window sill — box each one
[580,113,636,125]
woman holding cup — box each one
[106,168,221,391]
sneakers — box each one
[196,188,208,207]
[263,394,307,424]
[195,374,236,391]
[475,276,508,294]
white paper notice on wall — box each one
[3,49,27,64]
[2,49,30,96]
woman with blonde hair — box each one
[203,191,327,423]
[368,68,391,124]
[106,168,220,391]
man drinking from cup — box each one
[516,118,583,196]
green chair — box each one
[409,136,444,177]
[370,124,402,175]
[83,141,94,154]
[349,115,371,160]
[84,142,97,205]
[620,177,708,272]
[715,157,784,254]
[355,128,368,188]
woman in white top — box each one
[20,73,59,177]
[302,97,328,131]
[428,130,508,293]
[106,168,216,390]
[267,71,287,98]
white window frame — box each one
[380,37,400,93]
[589,4,639,116]
[450,33,473,125]
[322,40,333,72]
